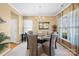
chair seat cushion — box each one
[38,43,42,48]
[43,40,54,47]
[38,43,43,55]
[42,41,49,47]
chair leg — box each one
[55,42,57,49]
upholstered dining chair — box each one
[28,34,43,56]
[42,34,55,56]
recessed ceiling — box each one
[11,3,70,16]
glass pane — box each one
[24,20,33,33]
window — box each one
[24,20,33,33]
[58,9,79,52]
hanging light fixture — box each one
[0,17,6,23]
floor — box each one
[54,43,74,56]
[6,42,28,56]
[5,42,74,56]
[41,43,74,56]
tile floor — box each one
[6,42,27,56]
[41,43,74,56]
[5,42,74,56]
[54,43,74,56]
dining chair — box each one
[28,34,43,56]
[42,34,55,56]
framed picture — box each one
[39,22,49,29]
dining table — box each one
[37,35,50,44]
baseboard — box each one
[58,42,78,56]
[0,48,11,56]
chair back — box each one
[49,34,56,56]
[28,34,38,56]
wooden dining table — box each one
[37,35,50,44]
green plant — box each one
[0,32,10,42]
[0,32,10,53]
[0,44,5,51]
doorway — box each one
[10,20,17,42]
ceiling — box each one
[11,3,70,16]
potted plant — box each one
[0,32,10,52]
[0,32,10,42]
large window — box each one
[24,20,33,33]
[58,8,79,53]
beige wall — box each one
[0,3,57,43]
[18,15,23,42]
[23,16,57,33]
[0,4,11,36]
[0,3,23,43]
[9,4,23,42]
